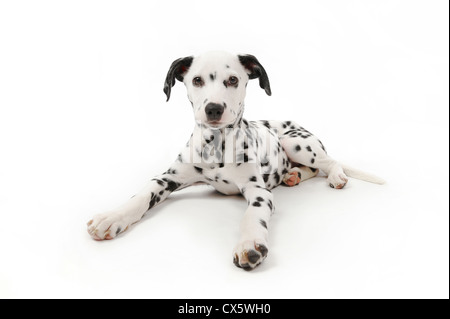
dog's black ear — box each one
[163,56,194,102]
[238,54,272,96]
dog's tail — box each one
[342,164,386,185]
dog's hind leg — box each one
[280,131,349,189]
[282,165,319,187]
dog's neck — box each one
[188,105,249,166]
[193,104,246,145]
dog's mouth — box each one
[202,120,226,129]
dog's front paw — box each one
[233,240,268,270]
[87,211,133,241]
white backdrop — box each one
[0,0,448,298]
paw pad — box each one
[283,171,301,187]
[233,242,268,270]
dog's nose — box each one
[205,103,224,121]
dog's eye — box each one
[192,77,204,87]
[227,76,239,86]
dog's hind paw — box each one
[282,168,302,187]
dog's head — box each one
[164,51,271,129]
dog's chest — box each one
[200,166,242,195]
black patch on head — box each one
[163,56,194,102]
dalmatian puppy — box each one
[87,51,384,270]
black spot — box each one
[249,176,257,182]
[261,120,271,129]
[256,196,264,202]
[204,99,208,104]
[256,244,268,258]
[116,227,121,235]
[263,175,269,183]
[233,254,240,267]
[223,179,229,184]
[252,201,261,207]
[306,146,312,152]
[247,250,260,264]
[295,145,301,152]
[311,158,315,164]
[310,167,317,173]
[226,65,230,68]
[164,179,181,192]
[267,200,273,211]
[240,263,252,270]
[148,198,156,210]
[194,166,203,174]
[236,152,249,163]
[260,219,267,229]
[159,190,164,195]
[209,73,216,81]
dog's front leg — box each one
[233,176,274,270]
[87,163,196,240]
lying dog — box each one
[87,51,384,269]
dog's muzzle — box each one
[205,103,224,122]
